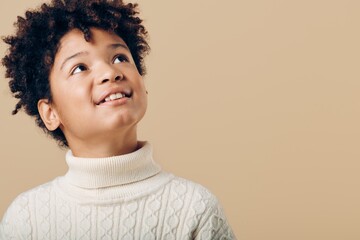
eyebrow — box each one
[108,43,129,51]
[60,43,129,70]
[60,51,89,70]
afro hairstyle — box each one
[2,0,150,148]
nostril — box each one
[101,78,110,84]
[99,75,121,84]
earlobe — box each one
[37,99,61,131]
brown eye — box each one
[71,65,87,75]
[113,54,129,64]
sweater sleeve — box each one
[0,194,32,240]
[194,194,236,240]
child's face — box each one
[41,27,147,147]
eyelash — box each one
[113,54,129,64]
[70,64,88,75]
[70,54,129,75]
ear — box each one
[37,99,61,131]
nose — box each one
[96,62,123,84]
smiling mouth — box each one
[97,92,133,105]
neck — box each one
[68,128,139,158]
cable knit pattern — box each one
[0,142,235,239]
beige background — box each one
[1,0,360,239]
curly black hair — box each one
[2,0,150,148]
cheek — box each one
[59,80,91,101]
[132,72,146,91]
[135,79,148,105]
[52,81,93,117]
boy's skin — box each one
[38,27,148,158]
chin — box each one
[108,114,140,129]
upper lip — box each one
[96,86,132,105]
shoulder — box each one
[0,180,56,239]
[4,179,57,216]
[167,176,219,203]
[2,179,55,213]
[166,176,236,239]
[7,179,56,207]
[165,176,223,222]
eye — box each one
[71,65,88,75]
[113,54,129,64]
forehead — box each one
[57,28,127,55]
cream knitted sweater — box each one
[0,142,235,239]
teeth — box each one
[109,94,117,100]
[104,93,124,102]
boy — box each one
[0,0,235,239]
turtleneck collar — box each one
[64,141,161,189]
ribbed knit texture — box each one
[0,142,235,239]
